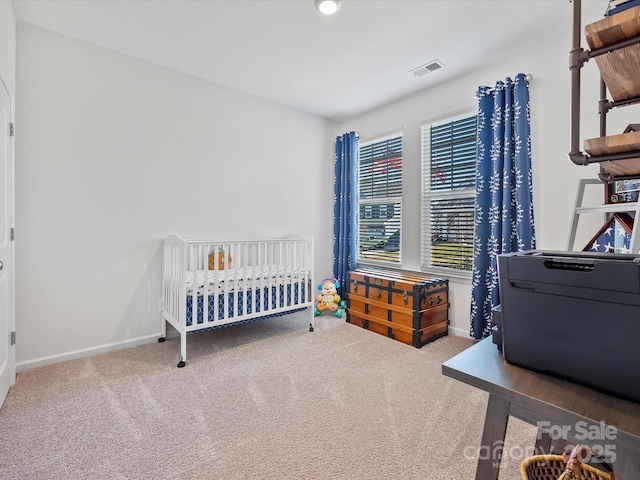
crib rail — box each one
[161,235,314,366]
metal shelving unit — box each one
[569,0,640,182]
[567,178,640,252]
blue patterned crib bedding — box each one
[186,283,307,326]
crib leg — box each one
[309,307,315,332]
[158,316,167,343]
[177,330,187,368]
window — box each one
[421,113,476,272]
[357,133,402,264]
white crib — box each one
[160,235,315,367]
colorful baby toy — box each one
[314,277,346,318]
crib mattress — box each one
[186,266,307,296]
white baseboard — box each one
[16,333,163,373]
[448,325,471,338]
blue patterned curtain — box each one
[333,132,358,296]
[470,73,536,340]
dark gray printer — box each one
[497,250,640,403]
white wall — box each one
[15,2,635,364]
[0,2,16,97]
[15,23,336,368]
[337,1,635,336]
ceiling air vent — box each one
[410,59,445,77]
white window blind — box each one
[421,114,476,272]
[357,133,402,264]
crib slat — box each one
[190,245,198,329]
[201,244,209,326]
[242,242,248,317]
[285,241,291,307]
[273,241,279,311]
[215,244,220,323]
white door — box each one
[0,77,14,409]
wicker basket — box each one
[520,454,612,480]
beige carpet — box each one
[0,311,536,479]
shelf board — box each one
[585,5,640,102]
[585,130,640,155]
[584,131,640,176]
[594,158,640,177]
[576,202,639,214]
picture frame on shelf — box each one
[605,178,640,204]
[604,125,640,204]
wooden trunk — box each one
[346,268,449,348]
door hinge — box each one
[10,227,14,241]
[10,331,15,346]
[9,123,14,137]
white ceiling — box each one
[10,0,598,122]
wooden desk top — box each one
[442,338,640,441]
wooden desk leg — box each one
[534,429,552,454]
[476,393,510,480]
[612,444,640,480]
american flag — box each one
[585,215,632,254]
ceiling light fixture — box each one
[315,0,341,15]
